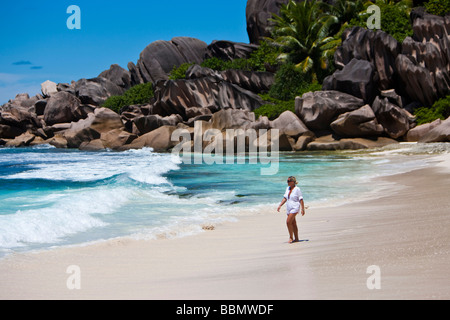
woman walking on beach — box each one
[277,176,305,243]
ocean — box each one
[1,142,449,258]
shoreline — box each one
[0,153,449,299]
[0,147,421,260]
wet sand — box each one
[1,154,449,300]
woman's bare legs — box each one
[286,213,299,243]
[293,218,299,242]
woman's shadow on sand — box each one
[288,239,309,244]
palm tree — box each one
[267,0,340,82]
[330,0,365,26]
[327,0,365,37]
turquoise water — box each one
[0,143,449,258]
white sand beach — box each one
[1,153,449,300]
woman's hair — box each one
[288,176,298,185]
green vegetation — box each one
[167,41,281,80]
[255,64,321,120]
[254,95,295,120]
[169,62,195,80]
[255,0,342,119]
[268,63,322,101]
[414,95,450,125]
[373,0,413,42]
[245,40,281,72]
[379,3,413,42]
[103,83,154,113]
[268,0,340,82]
[200,57,251,72]
[425,0,450,16]
[328,0,365,37]
[199,57,228,71]
[200,41,281,73]
[342,0,413,43]
[330,0,366,28]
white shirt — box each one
[284,186,303,214]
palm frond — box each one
[295,56,314,74]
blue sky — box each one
[0,0,249,104]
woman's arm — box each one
[300,199,305,216]
[277,198,287,212]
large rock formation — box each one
[205,40,258,61]
[74,77,125,106]
[295,91,365,131]
[334,27,401,92]
[1,93,43,111]
[41,80,58,98]
[101,129,137,150]
[209,108,257,131]
[151,75,264,120]
[395,12,450,107]
[119,125,178,151]
[323,58,377,103]
[0,104,40,132]
[419,117,450,143]
[246,0,290,44]
[220,69,274,93]
[306,134,398,151]
[98,64,132,90]
[132,114,183,136]
[43,91,90,126]
[0,124,23,139]
[371,96,414,139]
[186,64,274,93]
[327,13,450,139]
[4,131,38,148]
[131,37,208,85]
[61,107,124,148]
[406,118,442,142]
[330,104,384,138]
